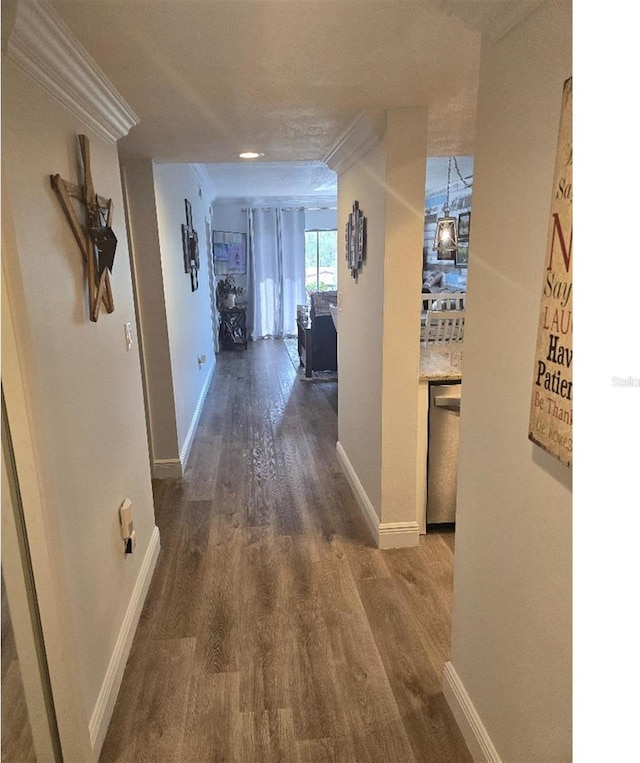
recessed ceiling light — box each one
[239,152,265,159]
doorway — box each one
[1,394,63,762]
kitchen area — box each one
[416,156,471,533]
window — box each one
[304,230,337,293]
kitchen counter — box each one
[419,343,463,381]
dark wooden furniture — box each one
[219,306,247,350]
[296,317,313,378]
[296,313,337,377]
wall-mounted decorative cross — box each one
[181,198,200,292]
[345,200,366,280]
[50,134,118,322]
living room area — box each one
[209,154,474,382]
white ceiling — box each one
[204,160,337,203]
[201,154,473,203]
[51,0,538,199]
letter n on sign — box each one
[528,77,573,468]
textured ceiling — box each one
[53,0,487,162]
[201,155,474,204]
[203,161,337,202]
[51,0,538,197]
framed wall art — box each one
[212,230,247,275]
[345,200,366,280]
[457,211,471,242]
[455,246,469,267]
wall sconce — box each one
[433,156,458,260]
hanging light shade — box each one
[433,157,458,259]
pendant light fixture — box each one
[433,156,458,259]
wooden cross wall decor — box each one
[50,134,118,322]
[181,198,200,292]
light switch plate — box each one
[124,322,133,351]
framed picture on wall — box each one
[212,231,247,275]
[455,246,469,267]
[458,211,471,242]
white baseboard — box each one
[378,520,421,549]
[443,662,502,763]
[153,458,183,479]
[89,526,161,759]
[153,362,214,480]
[336,440,379,541]
[179,362,214,471]
[336,441,419,549]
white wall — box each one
[2,57,157,732]
[337,141,386,515]
[120,155,179,468]
[337,109,427,544]
[447,2,572,760]
[379,109,428,527]
[152,164,215,463]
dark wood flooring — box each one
[1,571,37,763]
[99,339,471,762]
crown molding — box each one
[189,164,218,203]
[214,195,337,210]
[437,0,544,44]
[6,0,139,143]
[322,112,385,176]
[484,1,545,43]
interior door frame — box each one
[2,403,61,762]
[2,186,93,761]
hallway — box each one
[99,339,471,762]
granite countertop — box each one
[419,343,463,381]
[329,304,338,331]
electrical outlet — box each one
[119,499,135,554]
[125,531,136,554]
[198,354,206,368]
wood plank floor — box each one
[99,339,472,762]
[1,572,37,763]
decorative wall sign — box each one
[528,77,572,467]
[345,200,366,280]
[50,134,117,322]
[181,198,200,291]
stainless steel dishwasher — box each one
[427,382,461,525]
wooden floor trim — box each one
[89,526,160,756]
[179,362,214,471]
[443,661,502,763]
[153,362,214,480]
[336,440,420,549]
